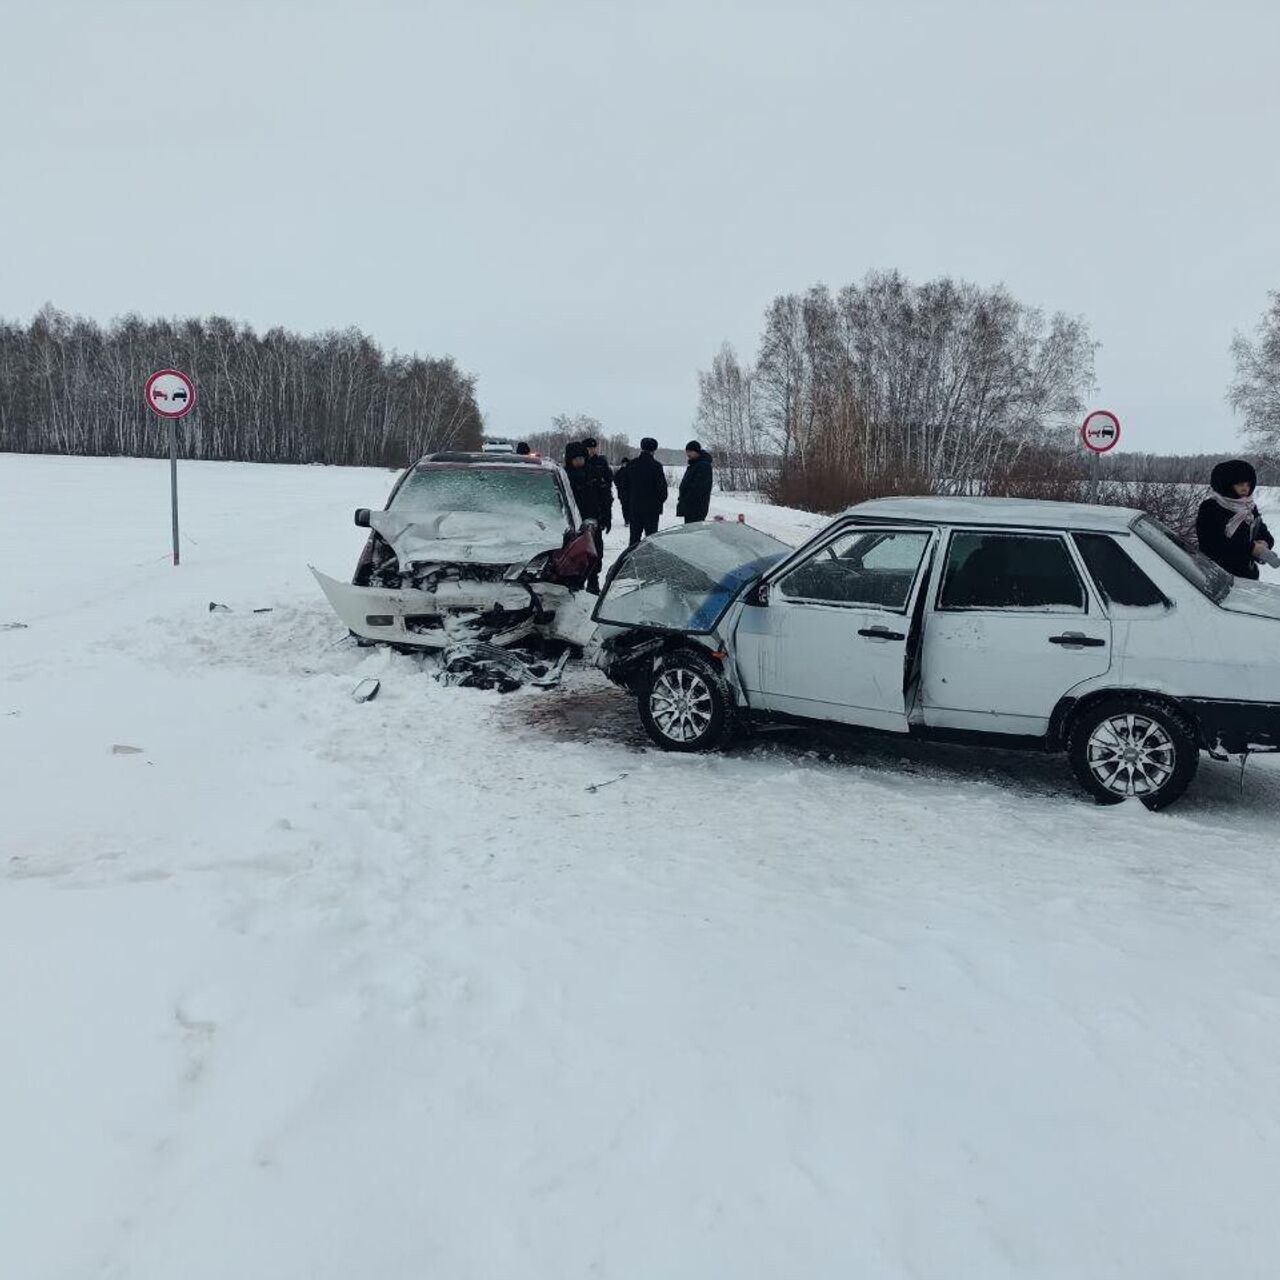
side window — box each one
[779,528,930,610]
[939,532,1085,612]
[1072,533,1170,609]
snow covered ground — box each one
[3,453,1280,1280]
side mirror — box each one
[747,581,769,607]
[354,508,371,528]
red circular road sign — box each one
[1080,409,1120,454]
[145,369,196,420]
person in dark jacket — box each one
[1196,459,1275,580]
[676,440,713,523]
[583,437,613,533]
[614,457,632,525]
[515,441,531,455]
[626,438,668,546]
[564,442,603,591]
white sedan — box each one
[594,497,1280,810]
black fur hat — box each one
[1210,459,1257,497]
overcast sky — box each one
[3,0,1278,453]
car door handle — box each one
[858,626,906,642]
[1048,632,1107,648]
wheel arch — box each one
[1050,687,1206,751]
[604,632,741,701]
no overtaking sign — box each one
[146,369,196,564]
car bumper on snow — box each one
[310,568,594,649]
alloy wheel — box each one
[649,668,714,744]
[1085,713,1177,798]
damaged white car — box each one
[594,499,1280,810]
[312,452,601,651]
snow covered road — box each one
[3,454,1280,1279]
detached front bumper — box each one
[311,568,590,649]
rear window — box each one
[1072,533,1170,609]
[392,466,567,526]
[1132,516,1232,603]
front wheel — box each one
[1067,697,1199,811]
[638,650,735,753]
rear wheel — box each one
[638,650,734,753]
[1067,697,1199,811]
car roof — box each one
[843,495,1143,531]
[414,451,560,471]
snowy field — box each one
[4,453,1280,1280]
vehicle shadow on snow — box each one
[506,673,1280,824]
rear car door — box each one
[734,524,937,731]
[920,528,1111,735]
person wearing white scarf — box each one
[1196,459,1275,580]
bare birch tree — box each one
[0,306,484,466]
[1230,292,1280,458]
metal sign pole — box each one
[168,417,180,565]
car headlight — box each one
[504,553,550,581]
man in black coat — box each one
[583,437,613,533]
[564,441,603,591]
[1196,459,1275,580]
[676,440,714,524]
[614,457,632,526]
[625,438,668,546]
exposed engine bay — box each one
[313,495,600,652]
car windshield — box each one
[1132,515,1233,603]
[595,522,790,633]
[392,465,567,528]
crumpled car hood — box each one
[370,509,567,567]
[1220,579,1280,621]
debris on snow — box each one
[585,771,629,793]
[110,744,144,755]
[352,677,381,703]
[437,642,571,693]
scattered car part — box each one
[585,772,629,793]
[437,642,570,693]
[351,677,381,704]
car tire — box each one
[638,649,735,753]
[1067,697,1199,811]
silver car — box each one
[313,452,601,651]
[593,498,1280,810]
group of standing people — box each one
[532,438,715,589]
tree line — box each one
[0,306,483,466]
[697,271,1280,517]
[696,271,1097,508]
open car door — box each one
[733,523,938,732]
